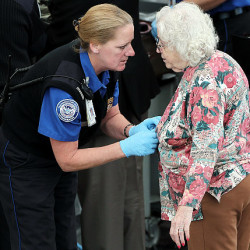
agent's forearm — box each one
[100,105,133,140]
[51,138,126,172]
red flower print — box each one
[217,137,224,151]
[180,190,195,204]
[180,101,186,119]
[159,103,173,126]
[184,143,192,158]
[168,172,185,193]
[190,87,202,106]
[191,105,202,126]
[240,117,250,137]
[189,179,207,201]
[184,66,198,81]
[167,137,192,152]
[161,213,170,221]
[224,73,236,88]
[224,109,235,126]
[203,109,219,125]
[201,89,219,108]
[169,185,177,201]
[168,138,187,147]
[194,165,203,175]
[210,172,226,187]
[242,163,250,172]
[158,162,163,172]
[207,57,229,77]
[203,166,213,181]
[236,138,247,154]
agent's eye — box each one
[119,45,127,50]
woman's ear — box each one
[89,42,100,54]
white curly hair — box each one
[156,2,219,67]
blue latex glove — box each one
[151,19,157,39]
[129,116,161,136]
[120,130,159,157]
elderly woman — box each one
[155,2,250,250]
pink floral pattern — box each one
[156,50,250,221]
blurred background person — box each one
[44,1,160,249]
[0,0,47,91]
[155,2,250,250]
[0,1,46,249]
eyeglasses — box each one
[155,36,166,50]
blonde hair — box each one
[156,2,218,67]
[74,4,133,51]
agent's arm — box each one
[50,129,158,172]
[50,137,125,172]
[50,103,126,171]
[100,104,131,140]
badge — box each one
[85,99,96,127]
[56,99,79,122]
[107,97,114,111]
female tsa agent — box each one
[0,4,160,250]
[155,2,250,250]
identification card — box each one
[85,99,96,127]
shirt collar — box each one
[80,51,110,94]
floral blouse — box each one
[156,50,250,221]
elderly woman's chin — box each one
[164,61,186,73]
[165,64,184,73]
[172,67,184,73]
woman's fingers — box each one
[179,228,186,247]
[184,223,190,242]
[170,223,183,248]
[170,226,186,249]
[170,206,193,248]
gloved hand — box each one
[120,130,159,157]
[151,19,157,39]
[129,116,161,136]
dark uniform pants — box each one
[0,128,78,250]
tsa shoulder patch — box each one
[56,99,79,122]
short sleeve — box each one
[38,87,81,141]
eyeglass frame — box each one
[155,36,167,50]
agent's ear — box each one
[89,42,100,54]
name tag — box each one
[85,99,96,127]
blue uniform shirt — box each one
[176,0,250,15]
[208,0,250,15]
[38,51,119,141]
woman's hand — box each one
[170,205,193,249]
